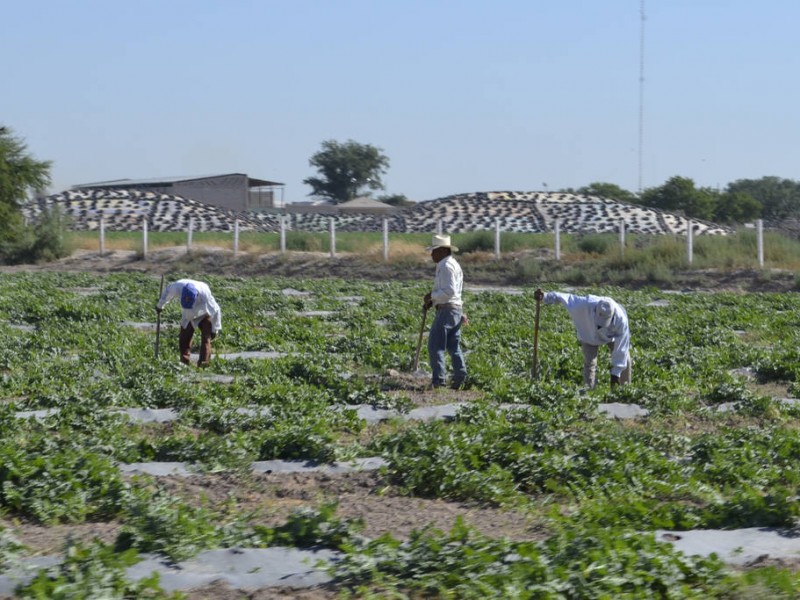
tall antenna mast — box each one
[637,0,646,194]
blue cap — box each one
[180,283,199,309]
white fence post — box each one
[233,219,240,255]
[757,218,764,267]
[382,217,389,262]
[686,220,694,265]
[99,215,105,256]
[619,219,625,256]
[187,217,194,253]
[142,216,148,259]
[280,216,286,253]
[494,219,501,260]
[437,219,443,235]
[329,217,336,258]
[554,218,561,261]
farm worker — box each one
[423,234,468,389]
[156,278,221,367]
[533,289,631,389]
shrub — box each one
[0,206,71,264]
[577,233,616,255]
[454,231,494,253]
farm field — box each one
[2,269,800,598]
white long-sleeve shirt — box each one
[543,291,630,376]
[431,255,463,308]
[157,278,222,333]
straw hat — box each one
[425,234,458,252]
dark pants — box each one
[179,316,213,366]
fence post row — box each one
[93,211,771,268]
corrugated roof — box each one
[73,174,283,188]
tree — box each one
[0,126,51,209]
[712,190,761,224]
[575,182,639,204]
[726,176,800,221]
[303,139,389,204]
[0,126,63,263]
[639,176,716,221]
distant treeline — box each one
[562,176,800,225]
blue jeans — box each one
[428,307,467,387]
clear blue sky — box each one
[3,0,798,203]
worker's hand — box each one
[210,331,217,340]
[461,313,470,327]
[423,293,433,310]
[155,306,162,314]
[534,289,544,302]
[610,374,620,388]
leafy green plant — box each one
[333,518,730,598]
[115,487,252,561]
[254,502,363,549]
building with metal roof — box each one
[72,173,284,212]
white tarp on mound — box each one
[0,547,338,595]
[657,527,800,565]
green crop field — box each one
[1,271,800,598]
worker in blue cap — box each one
[156,278,221,367]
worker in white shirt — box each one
[533,289,631,389]
[423,234,468,389]
[156,278,222,367]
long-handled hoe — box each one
[531,293,541,379]
[411,305,429,378]
[154,274,165,359]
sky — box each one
[2,0,799,204]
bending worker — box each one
[156,278,221,367]
[424,234,468,389]
[534,289,631,388]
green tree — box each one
[0,126,51,209]
[712,190,761,224]
[0,126,66,263]
[726,176,800,221]
[575,182,639,204]
[639,175,716,221]
[303,139,390,204]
